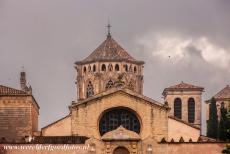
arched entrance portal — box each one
[113,147,130,154]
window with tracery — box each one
[99,108,140,135]
[174,98,182,119]
[188,98,195,123]
[86,81,94,98]
[106,80,114,89]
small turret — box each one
[20,71,32,94]
[20,71,27,91]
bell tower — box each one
[75,26,145,100]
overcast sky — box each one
[0,0,230,134]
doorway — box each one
[113,147,130,154]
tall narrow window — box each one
[188,98,195,123]
[124,64,128,72]
[93,65,96,72]
[88,65,91,72]
[129,65,133,72]
[83,66,86,73]
[106,80,114,89]
[86,81,94,98]
[101,64,106,71]
[134,66,137,73]
[108,64,113,71]
[174,98,182,119]
[115,64,119,71]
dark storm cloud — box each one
[0,0,229,134]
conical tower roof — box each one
[214,85,230,99]
[75,35,144,65]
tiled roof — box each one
[165,82,204,90]
[162,82,204,96]
[71,87,169,110]
[214,85,230,99]
[75,35,144,64]
[0,85,27,95]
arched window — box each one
[88,65,91,72]
[188,98,195,123]
[124,64,128,72]
[174,98,182,119]
[106,79,114,89]
[129,65,133,72]
[134,66,137,73]
[115,64,119,71]
[93,65,96,72]
[101,64,106,71]
[86,81,94,98]
[108,64,113,71]
[99,108,140,135]
[83,66,86,73]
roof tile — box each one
[0,85,27,95]
[214,85,230,99]
[165,82,204,90]
[75,36,144,64]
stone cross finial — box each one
[106,21,111,37]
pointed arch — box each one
[86,81,94,97]
[174,98,182,119]
[188,98,195,123]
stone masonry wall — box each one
[165,91,202,127]
[0,96,38,142]
[71,91,169,142]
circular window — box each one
[99,108,140,135]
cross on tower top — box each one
[106,22,112,37]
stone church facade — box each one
[1,31,229,154]
[40,33,205,153]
